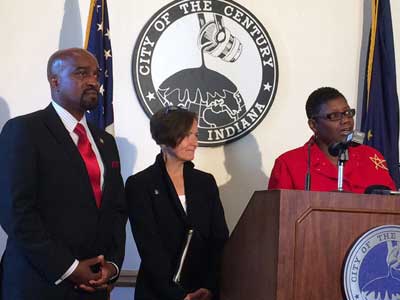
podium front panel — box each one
[221,190,400,300]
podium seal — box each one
[343,225,400,300]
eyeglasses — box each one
[312,108,355,121]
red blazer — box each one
[268,138,396,193]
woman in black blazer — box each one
[126,106,229,300]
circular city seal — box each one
[132,0,278,146]
[343,225,400,300]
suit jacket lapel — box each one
[88,123,109,208]
[42,105,87,174]
[153,154,189,225]
[183,161,195,221]
[88,123,108,172]
[42,104,97,207]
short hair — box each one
[150,106,198,148]
[305,87,346,119]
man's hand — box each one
[184,288,213,300]
[78,255,117,292]
[68,256,102,286]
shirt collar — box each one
[51,101,89,133]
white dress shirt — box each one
[178,195,187,213]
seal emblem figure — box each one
[132,0,278,146]
[343,225,400,300]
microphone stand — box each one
[304,140,312,191]
[329,131,365,192]
[337,148,349,192]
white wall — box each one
[0,0,399,297]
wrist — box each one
[105,261,119,282]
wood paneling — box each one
[221,190,400,300]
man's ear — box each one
[49,75,59,89]
[308,118,317,134]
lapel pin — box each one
[154,189,159,195]
[99,138,104,144]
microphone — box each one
[328,131,365,157]
[364,185,400,195]
[365,185,392,195]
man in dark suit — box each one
[0,48,126,300]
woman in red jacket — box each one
[268,87,396,193]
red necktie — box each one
[74,123,102,208]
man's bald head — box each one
[47,48,97,81]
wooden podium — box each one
[220,190,400,300]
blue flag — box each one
[361,0,400,188]
[85,0,114,134]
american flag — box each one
[84,0,114,134]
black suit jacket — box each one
[0,105,126,300]
[126,154,229,300]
